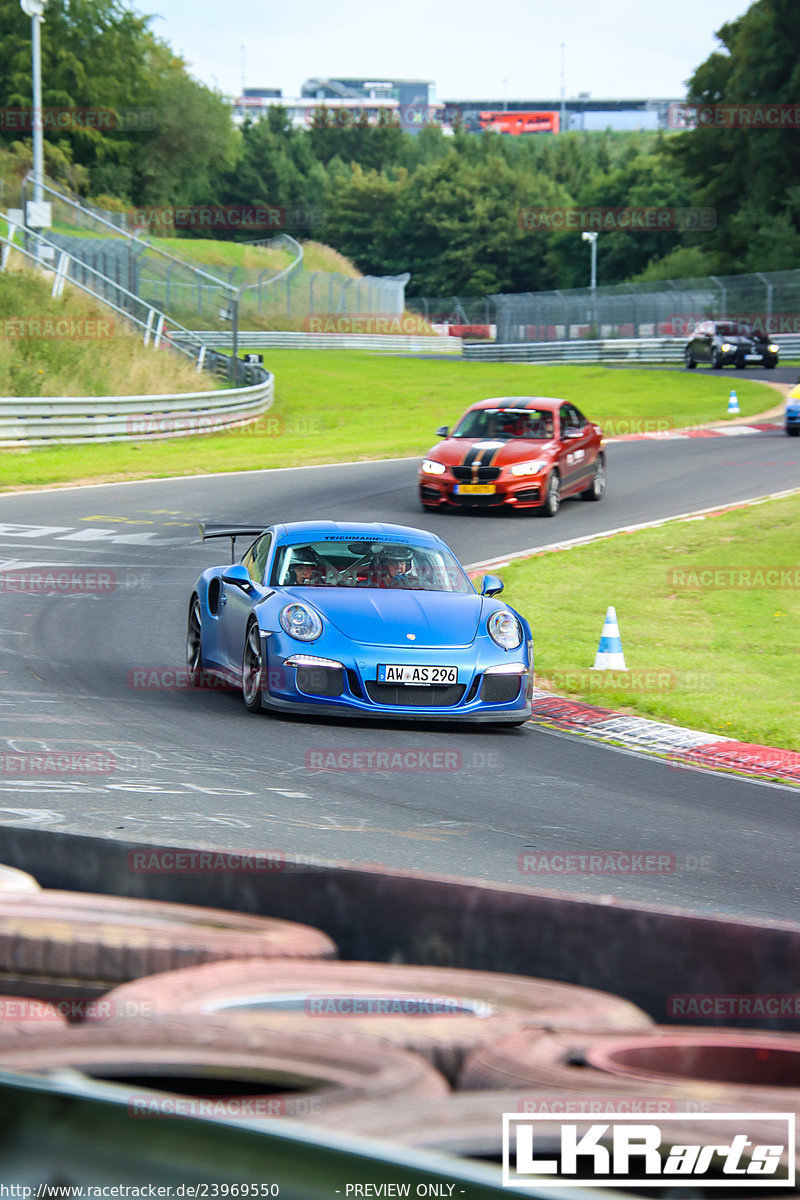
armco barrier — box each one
[463,334,800,363]
[0,370,273,447]
[171,330,462,354]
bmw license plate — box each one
[456,484,496,494]
[378,664,458,685]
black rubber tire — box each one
[186,595,207,687]
[241,618,264,713]
[788,427,800,437]
[539,471,560,517]
[580,455,605,501]
[735,359,746,368]
[0,1018,449,1107]
[459,1027,800,1113]
[684,349,697,369]
[93,960,652,1085]
[712,350,723,369]
[0,892,336,1000]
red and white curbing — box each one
[529,690,800,788]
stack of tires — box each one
[0,863,797,1192]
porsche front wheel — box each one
[242,619,264,713]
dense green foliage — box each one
[1,0,798,293]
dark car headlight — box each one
[280,602,323,642]
[488,610,523,650]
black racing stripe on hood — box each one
[461,445,483,467]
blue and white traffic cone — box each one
[591,606,627,670]
[727,389,740,416]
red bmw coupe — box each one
[418,396,606,516]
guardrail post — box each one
[1,223,17,271]
[197,346,206,373]
[153,313,165,349]
[51,252,69,298]
[143,308,155,346]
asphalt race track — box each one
[1,427,798,923]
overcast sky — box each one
[138,0,752,101]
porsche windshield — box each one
[452,407,554,440]
[271,539,474,593]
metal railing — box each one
[463,334,800,363]
[171,330,461,353]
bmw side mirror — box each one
[222,563,252,590]
[481,574,504,597]
[435,425,449,438]
[562,427,582,440]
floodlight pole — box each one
[21,0,48,206]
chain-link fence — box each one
[409,271,800,342]
[16,177,409,333]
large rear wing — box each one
[198,523,265,561]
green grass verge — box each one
[0,353,777,490]
[498,494,800,751]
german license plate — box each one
[455,484,496,495]
[745,354,762,361]
[378,664,458,685]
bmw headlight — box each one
[509,459,547,477]
[280,602,322,642]
[488,610,523,650]
[421,459,446,475]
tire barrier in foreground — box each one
[0,864,40,894]
[0,1019,448,1112]
[0,892,336,999]
[460,1027,800,1112]
[91,959,653,1084]
[298,1089,797,1186]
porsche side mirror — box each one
[435,425,449,438]
[480,574,504,597]
[222,563,252,590]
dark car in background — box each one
[685,319,779,370]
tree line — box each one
[1,0,797,294]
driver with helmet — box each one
[287,546,319,586]
[373,544,415,588]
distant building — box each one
[232,78,445,134]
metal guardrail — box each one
[172,330,462,353]
[0,371,274,447]
[463,337,686,363]
[463,334,800,364]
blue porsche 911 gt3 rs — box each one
[187,520,533,724]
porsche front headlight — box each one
[509,459,547,477]
[280,602,322,642]
[488,610,523,650]
[721,343,732,352]
[768,344,779,353]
